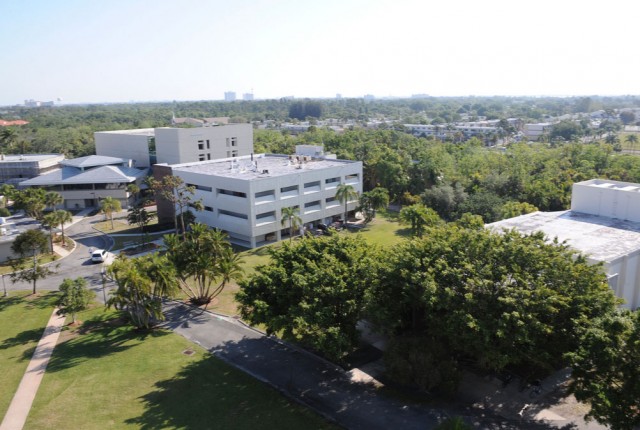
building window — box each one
[326,196,339,207]
[199,154,206,161]
[218,188,247,198]
[219,209,248,220]
[231,137,237,147]
[204,206,213,212]
[255,189,276,203]
[232,150,238,157]
[304,180,321,194]
[198,140,204,150]
[207,153,211,160]
[345,173,359,183]
[206,139,210,149]
[304,200,321,213]
[187,183,213,192]
[325,177,340,185]
[280,185,299,197]
[256,211,276,225]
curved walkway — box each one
[0,309,65,430]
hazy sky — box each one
[1,0,638,105]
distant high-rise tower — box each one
[224,91,236,102]
[243,92,254,101]
[336,93,342,100]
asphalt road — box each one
[5,213,115,299]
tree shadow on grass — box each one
[0,294,25,312]
[0,328,45,351]
[125,353,331,430]
[45,313,171,373]
[394,227,412,238]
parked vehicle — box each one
[91,249,107,263]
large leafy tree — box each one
[280,206,301,242]
[13,188,47,219]
[9,229,56,294]
[107,254,178,329]
[57,277,94,324]
[567,310,640,430]
[335,183,358,224]
[0,183,16,208]
[100,196,122,230]
[149,175,202,238]
[399,203,441,237]
[164,223,242,306]
[127,205,156,245]
[237,234,379,362]
[367,225,619,392]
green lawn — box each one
[205,210,409,317]
[25,307,337,430]
[0,291,59,418]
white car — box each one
[91,249,107,263]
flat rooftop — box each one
[487,210,640,263]
[0,154,63,163]
[95,128,155,136]
[170,154,358,180]
[577,178,640,192]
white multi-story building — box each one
[156,151,362,248]
[523,123,553,141]
[95,124,253,168]
[488,179,640,310]
[94,128,155,168]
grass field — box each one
[22,306,336,430]
[0,291,59,419]
[205,210,409,317]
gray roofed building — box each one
[60,155,127,170]
[19,156,147,210]
[0,153,65,185]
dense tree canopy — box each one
[237,235,379,362]
[366,225,619,391]
[567,309,640,430]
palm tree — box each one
[42,212,57,252]
[335,183,358,225]
[281,206,302,242]
[127,183,141,205]
[51,210,73,246]
[626,134,638,153]
[100,196,122,230]
[44,191,63,211]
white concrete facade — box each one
[154,124,253,165]
[571,178,640,222]
[95,124,253,167]
[168,154,363,248]
[94,129,155,168]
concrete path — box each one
[162,301,460,430]
[0,309,65,430]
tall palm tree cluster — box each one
[107,223,244,328]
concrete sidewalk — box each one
[162,301,451,430]
[0,309,65,430]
